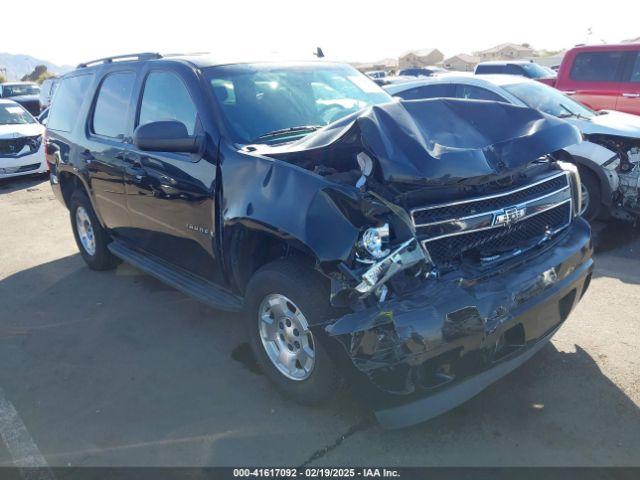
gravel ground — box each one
[0,175,638,467]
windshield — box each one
[504,81,595,119]
[521,63,555,79]
[2,84,40,97]
[204,63,392,144]
[0,103,35,125]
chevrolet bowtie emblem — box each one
[494,206,526,227]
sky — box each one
[5,0,639,67]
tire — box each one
[245,258,342,405]
[578,166,602,222]
[69,190,119,270]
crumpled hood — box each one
[259,99,582,186]
[0,122,44,139]
[571,110,640,138]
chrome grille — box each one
[411,172,573,267]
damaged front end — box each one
[231,99,592,427]
[252,99,584,306]
[585,133,640,221]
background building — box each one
[475,43,535,61]
[398,48,444,68]
[442,53,481,71]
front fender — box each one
[219,143,373,268]
[563,142,618,206]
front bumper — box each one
[325,218,593,428]
[0,146,47,179]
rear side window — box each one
[475,65,505,74]
[91,72,136,139]
[570,51,624,82]
[506,64,525,76]
[47,74,93,132]
[138,71,197,134]
[455,85,505,102]
[395,84,455,100]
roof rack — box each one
[77,52,162,69]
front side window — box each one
[455,85,505,102]
[504,81,594,119]
[138,71,198,134]
[475,65,505,74]
[0,103,35,125]
[570,51,624,82]
[205,64,391,144]
[520,63,554,79]
[47,74,93,132]
[92,71,136,139]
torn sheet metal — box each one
[325,219,593,399]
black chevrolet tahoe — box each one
[46,52,594,428]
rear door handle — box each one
[622,93,640,98]
[564,90,576,95]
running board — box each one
[108,240,243,312]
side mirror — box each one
[133,121,202,154]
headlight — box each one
[602,154,621,171]
[28,134,43,152]
[355,238,426,294]
[358,224,390,261]
[557,161,582,217]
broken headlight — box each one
[602,154,621,171]
[355,238,427,295]
[357,223,390,262]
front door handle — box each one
[622,92,640,98]
[125,165,146,183]
[564,90,576,95]
[80,150,94,164]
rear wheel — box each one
[70,190,119,270]
[245,259,342,405]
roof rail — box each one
[162,51,210,58]
[77,52,162,69]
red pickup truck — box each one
[554,44,640,115]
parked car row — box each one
[0,99,47,179]
[0,81,42,116]
[44,52,593,428]
[385,71,640,223]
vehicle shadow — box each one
[0,253,365,467]
[0,173,49,194]
[592,219,639,254]
[331,340,640,466]
[591,220,640,286]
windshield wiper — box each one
[252,125,323,142]
[558,104,587,120]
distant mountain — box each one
[0,52,73,81]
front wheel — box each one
[578,167,602,222]
[245,259,342,405]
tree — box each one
[21,65,54,84]
[0,72,6,83]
